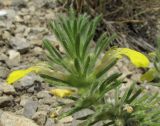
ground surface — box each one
[0,0,160,126]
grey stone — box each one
[45,118,55,126]
[37,104,50,112]
[6,50,21,67]
[15,108,24,115]
[0,96,13,107]
[9,37,30,53]
[59,116,73,124]
[33,47,43,55]
[6,9,16,20]
[0,111,39,126]
[33,0,57,8]
[11,0,27,6]
[2,31,11,41]
[0,40,4,46]
[24,27,31,37]
[0,0,12,6]
[39,97,58,106]
[71,118,83,126]
[27,86,35,93]
[15,24,26,34]
[0,66,9,79]
[0,83,16,94]
[57,98,75,105]
[0,91,3,96]
[20,95,32,107]
[32,111,47,126]
[0,21,6,28]
[14,74,42,90]
[23,99,38,119]
[0,10,7,17]
[15,15,24,23]
[73,109,94,119]
[37,91,51,99]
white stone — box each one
[7,50,20,67]
[0,10,7,16]
[0,111,39,126]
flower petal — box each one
[102,48,150,68]
[7,67,40,84]
[117,48,150,68]
[50,89,75,98]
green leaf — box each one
[43,39,62,59]
[41,74,69,86]
[99,73,122,92]
[74,58,82,74]
[95,33,117,58]
[95,59,117,78]
[141,68,157,82]
[127,89,142,103]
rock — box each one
[0,83,16,94]
[0,91,2,96]
[24,27,31,37]
[14,74,42,90]
[27,86,35,93]
[0,40,4,46]
[15,108,24,115]
[33,47,43,55]
[73,109,94,119]
[0,53,7,62]
[15,15,23,23]
[59,116,73,124]
[2,31,12,41]
[37,104,50,112]
[0,10,7,17]
[57,98,75,105]
[93,121,104,126]
[32,0,57,8]
[30,27,46,34]
[45,118,55,126]
[0,110,39,126]
[0,66,9,79]
[0,21,6,28]
[23,99,38,119]
[0,96,13,107]
[6,9,16,20]
[30,38,42,46]
[15,24,26,34]
[0,0,12,6]
[11,0,27,7]
[43,1,57,9]
[38,97,58,106]
[20,95,32,107]
[7,50,21,67]
[37,91,51,99]
[32,111,47,126]
[9,37,30,53]
[71,118,83,126]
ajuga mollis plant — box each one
[6,10,160,126]
[7,11,149,95]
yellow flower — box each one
[102,48,150,68]
[50,88,75,98]
[7,67,40,84]
[116,48,150,68]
